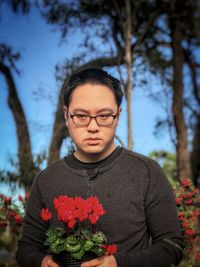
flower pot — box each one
[53,252,96,267]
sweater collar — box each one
[63,146,123,177]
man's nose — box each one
[87,117,99,131]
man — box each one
[17,68,183,267]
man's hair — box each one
[62,68,123,107]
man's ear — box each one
[118,106,122,118]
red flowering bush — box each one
[173,178,200,267]
[0,193,29,252]
[0,194,29,234]
[41,195,117,260]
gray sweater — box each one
[16,147,183,267]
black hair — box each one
[62,68,123,107]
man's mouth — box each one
[85,138,101,145]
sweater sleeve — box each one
[114,160,183,267]
[16,174,49,267]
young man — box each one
[17,68,183,267]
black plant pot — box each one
[53,252,96,267]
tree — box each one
[168,0,192,179]
[142,0,200,183]
[0,1,39,191]
[39,0,161,160]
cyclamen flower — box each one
[87,196,106,216]
[41,208,52,221]
[89,213,99,224]
[68,219,76,228]
[101,244,117,255]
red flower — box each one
[68,219,76,228]
[41,208,52,221]
[184,192,193,199]
[181,178,191,188]
[4,197,12,204]
[18,195,24,202]
[178,211,185,218]
[101,244,117,255]
[176,197,182,205]
[184,229,194,236]
[182,220,190,228]
[14,214,23,224]
[185,199,193,205]
[88,196,106,216]
[89,213,99,224]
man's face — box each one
[63,83,121,162]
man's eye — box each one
[99,115,111,119]
[76,114,88,119]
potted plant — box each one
[41,195,117,267]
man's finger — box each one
[81,257,103,267]
[46,258,59,267]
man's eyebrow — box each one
[97,108,115,113]
[73,108,90,113]
[72,107,115,113]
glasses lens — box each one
[96,115,114,126]
[73,115,90,126]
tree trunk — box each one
[191,117,200,186]
[184,51,200,186]
[0,62,36,190]
[48,89,68,165]
[169,3,192,179]
[124,0,133,150]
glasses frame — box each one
[67,111,119,126]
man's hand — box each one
[41,255,59,267]
[81,255,117,267]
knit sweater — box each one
[16,147,183,267]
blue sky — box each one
[0,4,174,195]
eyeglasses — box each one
[67,111,119,126]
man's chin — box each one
[83,145,104,154]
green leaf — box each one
[71,248,85,260]
[45,227,55,237]
[66,235,79,245]
[83,240,95,251]
[64,242,82,253]
[49,243,59,254]
[81,228,92,239]
[55,227,65,237]
[92,231,107,244]
[91,246,105,256]
[47,234,57,243]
